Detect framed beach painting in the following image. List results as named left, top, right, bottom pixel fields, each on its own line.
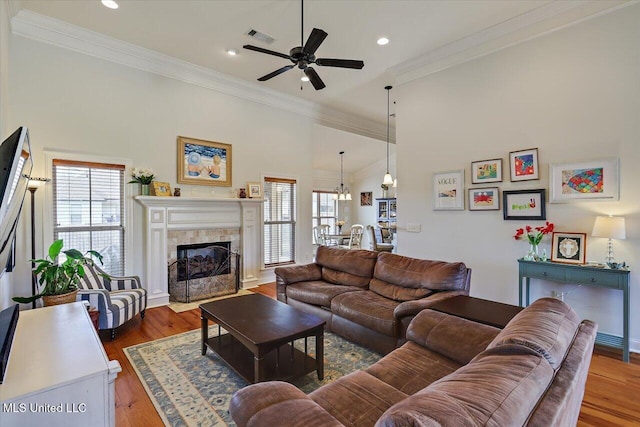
left=471, top=158, right=502, bottom=184
left=468, top=187, right=500, bottom=211
left=433, top=169, right=464, bottom=211
left=509, top=148, right=539, bottom=182
left=503, top=189, right=546, bottom=220
left=551, top=232, right=587, bottom=264
left=177, top=136, right=232, bottom=187
left=549, top=158, right=619, bottom=203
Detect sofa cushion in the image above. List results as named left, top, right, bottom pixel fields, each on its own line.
left=366, top=341, right=461, bottom=395
left=371, top=253, right=468, bottom=301
left=376, top=352, right=554, bottom=427
left=406, top=309, right=500, bottom=366
left=285, top=281, right=362, bottom=307
left=487, top=297, right=580, bottom=370
left=310, top=370, right=408, bottom=427
left=331, top=291, right=399, bottom=336
left=316, top=246, right=377, bottom=288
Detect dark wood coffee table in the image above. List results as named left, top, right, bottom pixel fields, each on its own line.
left=200, top=293, right=325, bottom=383
left=430, top=295, right=523, bottom=329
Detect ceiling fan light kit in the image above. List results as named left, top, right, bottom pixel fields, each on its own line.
left=243, top=0, right=364, bottom=90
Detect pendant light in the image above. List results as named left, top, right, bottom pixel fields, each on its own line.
left=336, top=151, right=352, bottom=201
left=382, top=85, right=394, bottom=186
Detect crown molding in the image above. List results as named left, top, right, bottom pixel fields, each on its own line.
left=11, top=10, right=388, bottom=141
left=392, top=0, right=632, bottom=85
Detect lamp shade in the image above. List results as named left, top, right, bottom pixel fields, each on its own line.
left=592, top=216, right=626, bottom=240
left=382, top=173, right=394, bottom=186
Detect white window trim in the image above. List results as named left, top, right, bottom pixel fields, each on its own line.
left=43, top=150, right=133, bottom=274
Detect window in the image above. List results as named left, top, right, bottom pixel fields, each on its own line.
left=312, top=191, right=337, bottom=237
left=52, top=159, right=125, bottom=275
left=263, top=177, right=296, bottom=267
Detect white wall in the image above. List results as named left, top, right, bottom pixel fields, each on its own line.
left=7, top=34, right=318, bottom=302
left=396, top=5, right=640, bottom=349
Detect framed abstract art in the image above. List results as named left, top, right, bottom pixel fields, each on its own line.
left=509, top=148, right=539, bottom=182
left=549, top=158, right=619, bottom=203
left=471, top=158, right=502, bottom=184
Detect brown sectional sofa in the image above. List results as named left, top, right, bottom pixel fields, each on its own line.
left=230, top=297, right=597, bottom=427
left=275, top=245, right=471, bottom=354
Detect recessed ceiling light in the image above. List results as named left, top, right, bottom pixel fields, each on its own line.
left=226, top=49, right=238, bottom=56
left=101, top=0, right=119, bottom=10
left=301, top=76, right=310, bottom=82
left=377, top=37, right=389, bottom=46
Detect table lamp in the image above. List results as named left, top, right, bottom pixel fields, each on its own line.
left=591, top=215, right=626, bottom=268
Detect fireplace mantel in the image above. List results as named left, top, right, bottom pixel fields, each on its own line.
left=135, top=196, right=263, bottom=307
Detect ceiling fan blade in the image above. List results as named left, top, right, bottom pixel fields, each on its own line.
left=257, top=65, right=295, bottom=81
left=315, top=58, right=364, bottom=69
left=303, top=28, right=328, bottom=55
left=243, top=45, right=291, bottom=60
left=304, top=67, right=325, bottom=90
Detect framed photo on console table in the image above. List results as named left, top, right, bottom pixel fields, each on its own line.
left=549, top=158, right=619, bottom=203
left=503, top=189, right=546, bottom=220
left=551, top=232, right=587, bottom=264
left=177, top=136, right=232, bottom=187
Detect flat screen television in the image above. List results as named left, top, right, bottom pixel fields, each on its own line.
left=0, top=126, right=32, bottom=383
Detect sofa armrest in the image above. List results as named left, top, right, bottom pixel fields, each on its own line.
left=230, top=381, right=343, bottom=427
left=393, top=290, right=468, bottom=319
left=275, top=263, right=322, bottom=302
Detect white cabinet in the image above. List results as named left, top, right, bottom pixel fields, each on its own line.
left=0, top=302, right=121, bottom=426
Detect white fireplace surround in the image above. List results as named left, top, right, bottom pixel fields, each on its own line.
left=135, top=196, right=263, bottom=307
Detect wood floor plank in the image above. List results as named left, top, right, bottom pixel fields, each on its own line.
left=98, top=283, right=640, bottom=426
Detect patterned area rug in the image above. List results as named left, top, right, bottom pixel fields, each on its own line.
left=168, top=289, right=253, bottom=313
left=124, top=329, right=381, bottom=426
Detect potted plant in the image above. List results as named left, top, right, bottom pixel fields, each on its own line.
left=13, top=239, right=105, bottom=306
left=129, top=167, right=155, bottom=195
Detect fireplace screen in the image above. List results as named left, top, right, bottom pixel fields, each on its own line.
left=168, top=242, right=239, bottom=303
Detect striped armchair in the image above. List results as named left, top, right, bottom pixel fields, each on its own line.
left=76, top=264, right=147, bottom=339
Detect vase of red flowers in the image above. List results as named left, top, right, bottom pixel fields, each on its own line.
left=514, top=222, right=554, bottom=261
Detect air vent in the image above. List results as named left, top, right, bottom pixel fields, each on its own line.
left=246, top=28, right=275, bottom=45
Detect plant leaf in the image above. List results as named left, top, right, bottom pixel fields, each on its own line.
left=48, top=239, right=64, bottom=259
left=12, top=295, right=41, bottom=304
left=64, top=249, right=84, bottom=260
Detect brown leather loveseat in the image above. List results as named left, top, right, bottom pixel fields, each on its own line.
left=275, top=245, right=471, bottom=354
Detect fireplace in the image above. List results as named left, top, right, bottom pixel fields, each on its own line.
left=169, top=241, right=239, bottom=303
left=176, top=241, right=231, bottom=281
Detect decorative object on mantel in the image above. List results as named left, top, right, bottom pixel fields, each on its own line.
left=238, top=188, right=247, bottom=198
left=246, top=182, right=262, bottom=198
left=551, top=232, right=587, bottom=264
left=152, top=181, right=172, bottom=196
left=12, top=239, right=106, bottom=306
left=177, top=136, right=232, bottom=187
left=129, top=167, right=155, bottom=196
left=514, top=221, right=554, bottom=262
left=335, top=151, right=352, bottom=201
left=509, top=148, right=539, bottom=182
left=549, top=158, right=619, bottom=203
left=591, top=215, right=626, bottom=268
left=173, top=187, right=181, bottom=197
left=382, top=85, right=394, bottom=186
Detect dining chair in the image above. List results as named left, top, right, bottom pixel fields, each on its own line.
left=319, top=224, right=336, bottom=246
left=313, top=226, right=324, bottom=245
left=367, top=225, right=394, bottom=252
left=340, top=224, right=364, bottom=249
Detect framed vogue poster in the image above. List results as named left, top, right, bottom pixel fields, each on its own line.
left=468, top=187, right=500, bottom=211
left=551, top=232, right=587, bottom=264
left=433, top=170, right=464, bottom=210
left=177, top=136, right=232, bottom=187
left=509, top=148, right=539, bottom=182
left=503, top=189, right=546, bottom=220
left=549, top=158, right=619, bottom=203
left=471, top=158, right=503, bottom=184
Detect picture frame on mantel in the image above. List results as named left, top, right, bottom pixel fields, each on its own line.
left=549, top=158, right=619, bottom=203
left=433, top=169, right=465, bottom=210
left=177, top=136, right=232, bottom=187
left=503, top=189, right=546, bottom=220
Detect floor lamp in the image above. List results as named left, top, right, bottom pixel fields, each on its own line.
left=28, top=177, right=50, bottom=309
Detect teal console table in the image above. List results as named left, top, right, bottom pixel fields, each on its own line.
left=518, top=259, right=631, bottom=362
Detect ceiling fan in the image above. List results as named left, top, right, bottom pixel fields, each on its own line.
left=243, top=0, right=364, bottom=90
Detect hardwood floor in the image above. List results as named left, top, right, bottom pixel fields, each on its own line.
left=101, top=283, right=640, bottom=426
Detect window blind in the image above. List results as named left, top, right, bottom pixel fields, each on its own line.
left=264, top=177, right=296, bottom=267
left=52, top=159, right=125, bottom=275
left=312, top=191, right=337, bottom=232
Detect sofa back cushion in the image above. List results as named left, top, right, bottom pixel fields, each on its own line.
left=370, top=253, right=469, bottom=301
left=315, top=246, right=378, bottom=288
left=376, top=352, right=554, bottom=427
left=487, top=297, right=580, bottom=370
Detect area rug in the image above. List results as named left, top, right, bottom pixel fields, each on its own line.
left=168, top=289, right=253, bottom=313
left=124, top=329, right=381, bottom=426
